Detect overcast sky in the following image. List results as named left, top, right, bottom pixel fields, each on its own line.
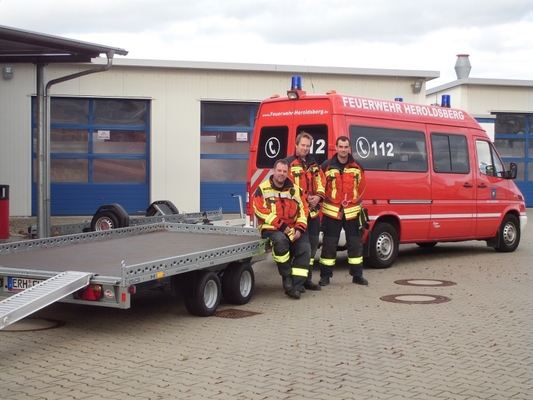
left=1, top=0, right=532, bottom=89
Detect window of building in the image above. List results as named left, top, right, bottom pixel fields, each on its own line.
left=494, top=113, right=533, bottom=181
left=200, top=101, right=258, bottom=211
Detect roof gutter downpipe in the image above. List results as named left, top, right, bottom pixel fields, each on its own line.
left=36, top=51, right=115, bottom=238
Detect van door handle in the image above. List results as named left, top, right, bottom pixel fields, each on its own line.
left=478, top=183, right=487, bottom=189
left=463, top=182, right=473, bottom=188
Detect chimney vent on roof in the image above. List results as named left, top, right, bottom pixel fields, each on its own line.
left=455, top=54, right=471, bottom=79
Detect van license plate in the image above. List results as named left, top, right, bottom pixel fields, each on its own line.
left=6, top=277, right=43, bottom=292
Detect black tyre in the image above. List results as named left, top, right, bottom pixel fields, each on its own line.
left=90, top=211, right=120, bottom=231
left=184, top=271, right=221, bottom=317
left=495, top=214, right=520, bottom=253
left=366, top=222, right=399, bottom=269
left=222, top=263, right=255, bottom=305
left=416, top=242, right=438, bottom=248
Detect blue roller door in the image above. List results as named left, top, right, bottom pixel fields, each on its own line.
left=31, top=97, right=150, bottom=215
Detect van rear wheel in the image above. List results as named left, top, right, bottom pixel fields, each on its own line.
left=495, top=214, right=520, bottom=253
left=366, top=222, right=398, bottom=269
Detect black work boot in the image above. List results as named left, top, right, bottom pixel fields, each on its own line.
left=304, top=280, right=322, bottom=291
left=282, top=275, right=293, bottom=291
left=303, top=270, right=321, bottom=291
left=319, top=276, right=330, bottom=286
left=352, top=276, right=369, bottom=285
left=284, top=288, right=301, bottom=300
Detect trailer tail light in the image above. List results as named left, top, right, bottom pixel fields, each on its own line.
left=79, top=285, right=103, bottom=301
left=128, top=285, right=136, bottom=294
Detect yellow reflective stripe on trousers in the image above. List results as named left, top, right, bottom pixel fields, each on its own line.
left=348, top=256, right=363, bottom=265
left=292, top=267, right=309, bottom=277
left=273, top=250, right=290, bottom=264
left=309, top=258, right=315, bottom=266
left=319, top=257, right=335, bottom=266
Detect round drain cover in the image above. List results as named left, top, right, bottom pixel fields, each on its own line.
left=394, top=279, right=456, bottom=287
left=1, top=318, right=64, bottom=332
left=380, top=294, right=451, bottom=304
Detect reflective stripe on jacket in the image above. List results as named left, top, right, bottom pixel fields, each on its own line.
left=253, top=176, right=308, bottom=233
left=321, top=153, right=365, bottom=221
left=285, top=154, right=325, bottom=219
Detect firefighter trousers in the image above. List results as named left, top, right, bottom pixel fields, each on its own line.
left=319, top=214, right=363, bottom=279
left=261, top=229, right=310, bottom=290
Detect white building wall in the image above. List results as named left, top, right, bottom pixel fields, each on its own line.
left=0, top=60, right=434, bottom=216
left=0, top=65, right=35, bottom=216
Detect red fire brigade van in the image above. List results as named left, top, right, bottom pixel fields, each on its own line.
left=246, top=76, right=527, bottom=269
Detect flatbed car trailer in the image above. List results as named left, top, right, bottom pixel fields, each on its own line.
left=29, top=200, right=235, bottom=238
left=0, top=222, right=268, bottom=329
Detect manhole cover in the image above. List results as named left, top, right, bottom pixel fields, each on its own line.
left=394, top=279, right=456, bottom=287
left=1, top=318, right=65, bottom=332
left=380, top=294, right=451, bottom=304
left=214, top=309, right=261, bottom=319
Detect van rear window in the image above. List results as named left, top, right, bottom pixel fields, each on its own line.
left=256, top=126, right=289, bottom=168
left=349, top=125, right=427, bottom=172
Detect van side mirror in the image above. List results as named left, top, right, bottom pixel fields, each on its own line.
left=485, top=165, right=494, bottom=175
left=506, top=162, right=518, bottom=179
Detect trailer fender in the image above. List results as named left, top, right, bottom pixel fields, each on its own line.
left=90, top=203, right=130, bottom=231
left=145, top=200, right=179, bottom=216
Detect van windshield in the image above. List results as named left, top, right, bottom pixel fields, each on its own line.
left=349, top=125, right=427, bottom=172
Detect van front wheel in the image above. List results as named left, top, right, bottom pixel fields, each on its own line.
left=495, top=214, right=520, bottom=253
left=366, top=222, right=399, bottom=269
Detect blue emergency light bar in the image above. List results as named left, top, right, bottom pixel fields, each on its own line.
left=291, top=76, right=302, bottom=90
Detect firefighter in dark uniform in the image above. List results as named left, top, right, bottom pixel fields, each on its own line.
left=253, top=159, right=310, bottom=299
left=319, top=136, right=369, bottom=286
left=285, top=131, right=325, bottom=291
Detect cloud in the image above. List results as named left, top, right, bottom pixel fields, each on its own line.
left=1, top=0, right=532, bottom=87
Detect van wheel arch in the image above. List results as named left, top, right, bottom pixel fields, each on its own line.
left=494, top=213, right=520, bottom=253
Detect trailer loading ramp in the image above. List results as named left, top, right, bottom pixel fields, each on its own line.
left=0, top=271, right=92, bottom=329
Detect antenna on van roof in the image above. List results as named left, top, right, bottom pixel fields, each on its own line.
left=306, top=66, right=316, bottom=93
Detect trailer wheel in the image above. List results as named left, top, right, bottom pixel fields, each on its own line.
left=184, top=271, right=221, bottom=317
left=222, top=263, right=255, bottom=305
left=91, top=211, right=120, bottom=231
left=366, top=222, right=399, bottom=269
left=495, top=214, right=520, bottom=253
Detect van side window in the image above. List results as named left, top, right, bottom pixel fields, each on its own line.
left=476, top=140, right=505, bottom=178
left=256, top=126, right=289, bottom=168
left=349, top=125, right=427, bottom=172
left=431, top=133, right=470, bottom=174
left=296, top=124, right=328, bottom=165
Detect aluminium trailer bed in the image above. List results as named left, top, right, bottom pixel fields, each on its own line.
left=0, top=223, right=268, bottom=329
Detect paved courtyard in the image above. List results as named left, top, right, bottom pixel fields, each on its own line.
left=1, top=212, right=532, bottom=399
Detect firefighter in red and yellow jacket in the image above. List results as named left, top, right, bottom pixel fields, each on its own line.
left=285, top=131, right=325, bottom=291
left=319, top=136, right=369, bottom=286
left=253, top=159, right=310, bottom=299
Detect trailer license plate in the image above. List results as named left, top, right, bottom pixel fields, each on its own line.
left=6, top=277, right=43, bottom=292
